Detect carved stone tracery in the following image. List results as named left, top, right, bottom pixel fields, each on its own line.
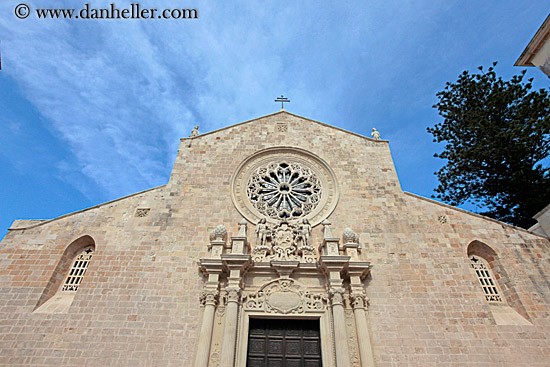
left=247, top=161, right=322, bottom=220
left=231, top=148, right=339, bottom=227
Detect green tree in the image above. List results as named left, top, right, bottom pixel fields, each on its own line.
left=428, top=63, right=550, bottom=228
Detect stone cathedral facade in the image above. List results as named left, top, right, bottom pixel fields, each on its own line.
left=1, top=111, right=550, bottom=367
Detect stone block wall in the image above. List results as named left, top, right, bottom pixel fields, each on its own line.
left=0, top=111, right=549, bottom=366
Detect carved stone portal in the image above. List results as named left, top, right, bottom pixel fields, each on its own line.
left=198, top=216, right=374, bottom=367
left=244, top=278, right=327, bottom=314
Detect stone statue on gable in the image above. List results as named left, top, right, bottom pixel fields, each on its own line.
left=190, top=125, right=200, bottom=138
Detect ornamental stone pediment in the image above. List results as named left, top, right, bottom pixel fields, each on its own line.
left=244, top=278, right=327, bottom=314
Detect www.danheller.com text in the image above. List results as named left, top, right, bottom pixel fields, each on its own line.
left=15, top=3, right=198, bottom=20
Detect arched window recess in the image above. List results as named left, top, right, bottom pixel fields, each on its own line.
left=466, top=240, right=531, bottom=325
left=33, top=236, right=95, bottom=313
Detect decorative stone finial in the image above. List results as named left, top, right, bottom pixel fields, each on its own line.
left=190, top=125, right=200, bottom=138
left=342, top=228, right=357, bottom=244
left=321, top=219, right=333, bottom=239
left=237, top=219, right=247, bottom=237
left=210, top=224, right=227, bottom=242
left=371, top=128, right=381, bottom=140
left=342, top=227, right=360, bottom=258
left=231, top=219, right=251, bottom=255
left=343, top=228, right=360, bottom=244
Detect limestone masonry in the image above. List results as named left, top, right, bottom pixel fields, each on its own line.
left=1, top=111, right=549, bottom=367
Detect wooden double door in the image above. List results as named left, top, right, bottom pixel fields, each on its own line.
left=246, top=318, right=322, bottom=367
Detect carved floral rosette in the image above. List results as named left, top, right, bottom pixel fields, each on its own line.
left=244, top=279, right=327, bottom=314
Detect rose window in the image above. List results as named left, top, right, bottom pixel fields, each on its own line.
left=246, top=161, right=322, bottom=219
left=231, top=148, right=338, bottom=226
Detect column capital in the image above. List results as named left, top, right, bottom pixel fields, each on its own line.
left=350, top=290, right=369, bottom=310
left=328, top=287, right=346, bottom=306
left=225, top=286, right=242, bottom=304
left=199, top=289, right=219, bottom=307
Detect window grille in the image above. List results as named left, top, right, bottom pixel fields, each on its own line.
left=62, top=248, right=94, bottom=292
left=276, top=123, right=288, bottom=132
left=470, top=255, right=503, bottom=303
left=135, top=208, right=150, bottom=217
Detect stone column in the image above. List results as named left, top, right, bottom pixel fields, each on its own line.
left=351, top=291, right=375, bottom=367
left=219, top=287, right=241, bottom=367
left=220, top=250, right=250, bottom=367
left=198, top=256, right=224, bottom=367
left=320, top=252, right=352, bottom=367
left=195, top=289, right=218, bottom=367
left=347, top=261, right=374, bottom=367
left=329, top=287, right=351, bottom=367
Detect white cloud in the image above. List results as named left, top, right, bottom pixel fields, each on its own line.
left=0, top=0, right=547, bottom=204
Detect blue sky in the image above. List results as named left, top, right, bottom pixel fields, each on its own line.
left=0, top=1, right=548, bottom=238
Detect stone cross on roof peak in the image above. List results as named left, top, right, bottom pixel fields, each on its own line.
left=274, top=95, right=290, bottom=111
